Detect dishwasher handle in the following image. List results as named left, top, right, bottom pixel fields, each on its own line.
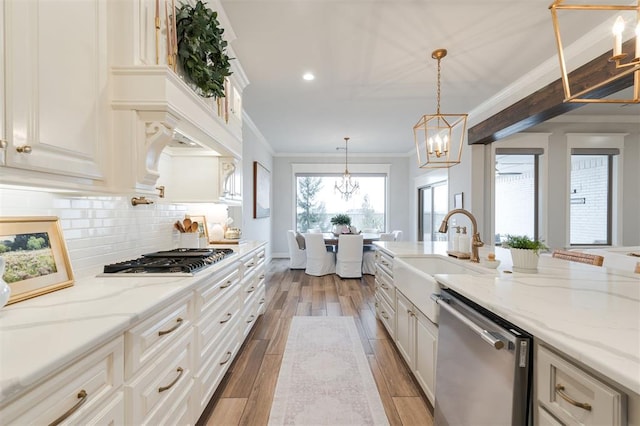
left=431, top=294, right=505, bottom=350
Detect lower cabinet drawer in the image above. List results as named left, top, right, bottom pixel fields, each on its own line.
left=376, top=293, right=395, bottom=338
left=1, top=336, right=124, bottom=425
left=125, top=293, right=193, bottom=379
left=194, top=328, right=241, bottom=414
left=195, top=286, right=241, bottom=363
left=125, top=328, right=195, bottom=425
left=537, top=345, right=626, bottom=426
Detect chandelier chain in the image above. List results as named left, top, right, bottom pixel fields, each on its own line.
left=436, top=57, right=441, bottom=115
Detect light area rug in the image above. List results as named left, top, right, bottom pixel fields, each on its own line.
left=268, top=316, right=390, bottom=426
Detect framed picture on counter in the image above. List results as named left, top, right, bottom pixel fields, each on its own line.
left=0, top=217, right=74, bottom=305
left=186, top=214, right=209, bottom=241
left=253, top=161, right=271, bottom=218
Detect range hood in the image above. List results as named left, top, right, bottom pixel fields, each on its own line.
left=110, top=66, right=244, bottom=189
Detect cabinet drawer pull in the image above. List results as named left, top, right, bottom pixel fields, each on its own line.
left=158, top=367, right=184, bottom=393
left=16, top=145, right=32, bottom=154
left=220, top=351, right=233, bottom=365
left=258, top=274, right=265, bottom=280
left=258, top=253, right=265, bottom=258
left=220, top=312, right=233, bottom=324
left=555, top=384, right=592, bottom=411
left=158, top=317, right=183, bottom=336
left=381, top=311, right=389, bottom=319
left=0, top=140, right=7, bottom=149
left=246, top=314, right=256, bottom=323
left=259, top=298, right=265, bottom=304
left=246, top=262, right=255, bottom=268
left=381, top=283, right=389, bottom=290
left=247, top=286, right=255, bottom=293
left=48, top=389, right=88, bottom=426
left=220, top=280, right=233, bottom=289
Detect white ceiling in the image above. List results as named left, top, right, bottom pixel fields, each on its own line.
left=219, top=0, right=639, bottom=155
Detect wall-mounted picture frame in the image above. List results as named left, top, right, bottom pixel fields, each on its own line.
left=0, top=217, right=74, bottom=305
left=253, top=161, right=271, bottom=218
left=186, top=214, right=209, bottom=241
left=454, top=192, right=464, bottom=209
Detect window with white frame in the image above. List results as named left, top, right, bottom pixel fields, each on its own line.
left=295, top=173, right=387, bottom=233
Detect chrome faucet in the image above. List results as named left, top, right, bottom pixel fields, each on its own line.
left=438, top=208, right=484, bottom=263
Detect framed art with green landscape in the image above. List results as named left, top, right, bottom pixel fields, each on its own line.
left=0, top=217, right=74, bottom=305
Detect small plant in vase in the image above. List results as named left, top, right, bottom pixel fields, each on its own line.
left=502, top=235, right=548, bottom=273
left=330, top=214, right=352, bottom=235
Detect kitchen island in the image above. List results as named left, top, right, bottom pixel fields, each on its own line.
left=0, top=241, right=266, bottom=424
left=374, top=241, right=640, bottom=424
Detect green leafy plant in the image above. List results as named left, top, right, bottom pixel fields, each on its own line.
left=330, top=214, right=352, bottom=226
left=175, top=0, right=233, bottom=98
left=502, top=235, right=548, bottom=254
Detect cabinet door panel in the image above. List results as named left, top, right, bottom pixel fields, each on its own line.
left=415, top=309, right=438, bottom=405
left=395, top=291, right=414, bottom=368
left=5, top=0, right=106, bottom=180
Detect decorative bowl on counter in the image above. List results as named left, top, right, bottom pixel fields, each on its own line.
left=480, top=259, right=501, bottom=269
left=224, top=227, right=242, bottom=239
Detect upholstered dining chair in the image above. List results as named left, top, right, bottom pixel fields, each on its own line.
left=379, top=233, right=395, bottom=241
left=303, top=233, right=336, bottom=276
left=286, top=230, right=306, bottom=269
left=336, top=234, right=364, bottom=278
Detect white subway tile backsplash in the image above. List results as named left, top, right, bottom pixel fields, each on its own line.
left=0, top=188, right=194, bottom=279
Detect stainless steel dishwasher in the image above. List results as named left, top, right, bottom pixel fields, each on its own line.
left=431, top=289, right=533, bottom=426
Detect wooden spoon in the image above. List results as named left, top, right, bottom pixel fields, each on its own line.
left=175, top=220, right=186, bottom=233
left=190, top=222, right=199, bottom=233
left=183, top=218, right=192, bottom=231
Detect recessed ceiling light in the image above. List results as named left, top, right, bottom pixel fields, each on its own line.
left=303, top=72, right=315, bottom=81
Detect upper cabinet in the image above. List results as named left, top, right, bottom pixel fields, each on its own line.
left=0, top=0, right=248, bottom=194
left=0, top=0, right=108, bottom=189
left=108, top=0, right=249, bottom=193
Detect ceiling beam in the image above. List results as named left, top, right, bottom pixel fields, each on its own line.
left=468, top=39, right=636, bottom=145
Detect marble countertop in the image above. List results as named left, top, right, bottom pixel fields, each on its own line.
left=0, top=241, right=266, bottom=404
left=378, top=242, right=640, bottom=395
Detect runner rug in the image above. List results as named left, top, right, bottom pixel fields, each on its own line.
left=268, top=316, right=389, bottom=425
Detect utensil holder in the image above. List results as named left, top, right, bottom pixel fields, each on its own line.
left=180, top=233, right=200, bottom=248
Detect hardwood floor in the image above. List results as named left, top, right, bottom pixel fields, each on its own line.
left=198, top=259, right=434, bottom=426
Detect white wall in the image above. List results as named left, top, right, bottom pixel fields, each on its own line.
left=271, top=154, right=411, bottom=257
left=239, top=115, right=274, bottom=260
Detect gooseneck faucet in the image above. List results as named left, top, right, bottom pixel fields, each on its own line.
left=438, top=208, right=484, bottom=263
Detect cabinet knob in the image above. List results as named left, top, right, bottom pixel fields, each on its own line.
left=16, top=145, right=32, bottom=154
left=0, top=140, right=7, bottom=149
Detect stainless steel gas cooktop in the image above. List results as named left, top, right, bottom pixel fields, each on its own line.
left=101, top=248, right=235, bottom=276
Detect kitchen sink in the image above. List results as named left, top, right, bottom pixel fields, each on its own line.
left=393, top=256, right=490, bottom=324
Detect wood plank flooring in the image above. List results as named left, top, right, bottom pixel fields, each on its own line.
left=198, top=259, right=434, bottom=426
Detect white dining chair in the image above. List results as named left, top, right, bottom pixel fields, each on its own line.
left=379, top=233, right=395, bottom=241
left=392, top=230, right=403, bottom=241
left=286, top=230, right=306, bottom=269
left=362, top=245, right=377, bottom=275
left=336, top=234, right=364, bottom=278
left=304, top=233, right=336, bottom=276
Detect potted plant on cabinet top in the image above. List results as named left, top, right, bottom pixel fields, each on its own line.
left=502, top=235, right=548, bottom=273
left=330, top=214, right=352, bottom=235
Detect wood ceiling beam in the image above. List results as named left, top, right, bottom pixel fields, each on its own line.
left=468, top=39, right=636, bottom=145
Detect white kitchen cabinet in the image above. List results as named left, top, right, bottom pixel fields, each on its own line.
left=414, top=307, right=437, bottom=404
left=219, top=156, right=242, bottom=204
left=1, top=0, right=107, bottom=188
left=374, top=248, right=396, bottom=338
left=395, top=290, right=438, bottom=405
left=536, top=343, right=626, bottom=426
left=0, top=337, right=124, bottom=425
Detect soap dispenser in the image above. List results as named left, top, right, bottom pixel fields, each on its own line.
left=459, top=226, right=470, bottom=255
left=452, top=226, right=461, bottom=252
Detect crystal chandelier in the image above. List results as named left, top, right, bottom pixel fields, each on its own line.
left=549, top=0, right=640, bottom=103
left=413, top=49, right=468, bottom=168
left=334, top=137, right=359, bottom=201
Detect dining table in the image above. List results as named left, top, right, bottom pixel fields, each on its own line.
left=322, top=232, right=381, bottom=245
